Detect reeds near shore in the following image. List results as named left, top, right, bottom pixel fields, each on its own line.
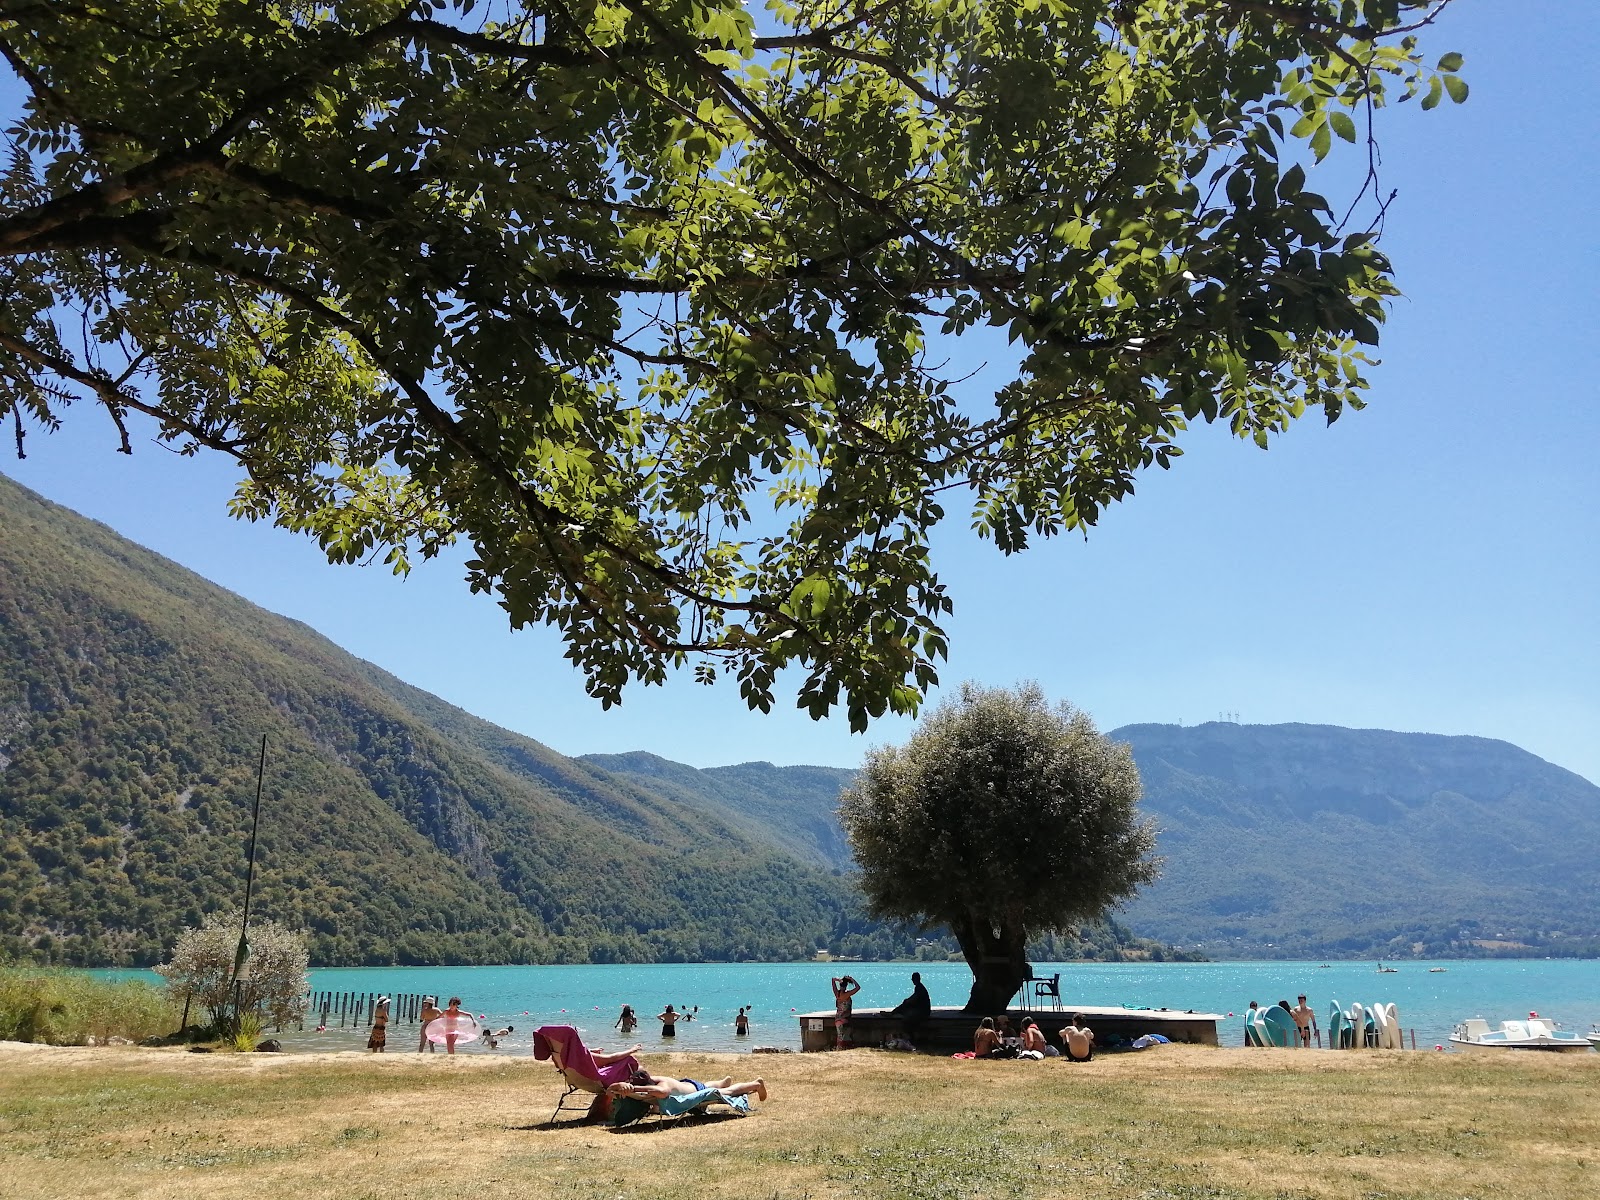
left=0, top=966, right=176, bottom=1045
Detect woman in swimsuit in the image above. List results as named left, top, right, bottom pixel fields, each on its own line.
left=973, top=1016, right=1001, bottom=1058
left=735, top=1007, right=750, bottom=1036
left=831, top=975, right=861, bottom=1049
left=658, top=1004, right=680, bottom=1037
left=367, top=996, right=390, bottom=1052
left=615, top=1005, right=637, bottom=1034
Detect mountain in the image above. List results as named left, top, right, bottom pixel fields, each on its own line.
left=0, top=473, right=900, bottom=967
left=1110, top=722, right=1600, bottom=958
left=579, top=753, right=855, bottom=870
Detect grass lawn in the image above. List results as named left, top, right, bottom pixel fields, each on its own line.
left=0, top=1041, right=1594, bottom=1200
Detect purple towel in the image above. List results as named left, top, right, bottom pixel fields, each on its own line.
left=532, top=1025, right=638, bottom=1085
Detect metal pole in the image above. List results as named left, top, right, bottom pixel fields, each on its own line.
left=229, top=734, right=267, bottom=1033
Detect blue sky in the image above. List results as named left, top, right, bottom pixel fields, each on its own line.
left=3, top=2, right=1596, bottom=782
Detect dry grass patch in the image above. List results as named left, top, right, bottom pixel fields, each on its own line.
left=0, top=1042, right=1595, bottom=1200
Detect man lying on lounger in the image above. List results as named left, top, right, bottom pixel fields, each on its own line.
left=606, top=1072, right=768, bottom=1105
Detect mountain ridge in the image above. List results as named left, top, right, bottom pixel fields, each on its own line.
left=0, top=473, right=892, bottom=966
left=4, top=472, right=1594, bottom=965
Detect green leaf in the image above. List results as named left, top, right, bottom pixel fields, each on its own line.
left=1329, top=111, right=1357, bottom=143
left=1421, top=76, right=1444, bottom=110
left=1437, top=52, right=1464, bottom=72
left=1310, top=121, right=1332, bottom=161
left=788, top=576, right=832, bottom=619
left=1443, top=75, right=1469, bottom=104
left=1289, top=112, right=1322, bottom=138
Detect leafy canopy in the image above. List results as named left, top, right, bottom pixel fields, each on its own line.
left=0, top=1, right=1463, bottom=728
left=840, top=681, right=1160, bottom=946
left=156, top=908, right=311, bottom=1030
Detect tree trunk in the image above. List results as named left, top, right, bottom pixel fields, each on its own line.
left=951, top=916, right=1029, bottom=1014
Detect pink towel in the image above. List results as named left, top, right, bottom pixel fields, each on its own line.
left=532, top=1025, right=638, bottom=1085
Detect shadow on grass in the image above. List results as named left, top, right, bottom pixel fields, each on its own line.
left=510, top=1112, right=752, bottom=1135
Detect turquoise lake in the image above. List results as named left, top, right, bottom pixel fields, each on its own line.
left=94, top=958, right=1598, bottom=1055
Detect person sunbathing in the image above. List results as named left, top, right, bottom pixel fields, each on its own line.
left=608, top=1073, right=768, bottom=1103
left=1021, top=1018, right=1054, bottom=1057
left=1058, top=1014, right=1095, bottom=1062
left=973, top=1016, right=1002, bottom=1058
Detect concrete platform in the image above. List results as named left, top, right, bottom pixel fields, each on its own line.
left=797, top=1004, right=1225, bottom=1053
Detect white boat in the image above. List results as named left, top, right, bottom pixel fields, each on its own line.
left=1449, top=1018, right=1592, bottom=1053
left=1588, top=1025, right=1600, bottom=1050
left=1428, top=967, right=1448, bottom=973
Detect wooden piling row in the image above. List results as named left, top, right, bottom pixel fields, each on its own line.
left=303, top=990, right=438, bottom=1027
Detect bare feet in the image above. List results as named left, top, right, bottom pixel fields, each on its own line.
left=710, top=1076, right=734, bottom=1089
left=756, top=1078, right=767, bottom=1102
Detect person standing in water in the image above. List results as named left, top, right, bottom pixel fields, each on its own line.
left=615, top=1004, right=637, bottom=1034
left=417, top=996, right=441, bottom=1053
left=441, top=996, right=469, bottom=1055
left=367, top=996, right=390, bottom=1053
left=735, top=1007, right=750, bottom=1036
left=658, top=1004, right=680, bottom=1038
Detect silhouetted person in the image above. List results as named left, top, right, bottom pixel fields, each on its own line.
left=890, top=970, right=932, bottom=1041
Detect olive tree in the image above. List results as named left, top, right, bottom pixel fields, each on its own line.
left=840, top=682, right=1159, bottom=1011
left=156, top=909, right=310, bottom=1033
left=0, top=2, right=1464, bottom=727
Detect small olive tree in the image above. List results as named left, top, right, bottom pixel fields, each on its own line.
left=156, top=910, right=310, bottom=1035
left=840, top=683, right=1160, bottom=1012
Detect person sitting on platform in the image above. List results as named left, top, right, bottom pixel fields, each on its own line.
left=1058, top=1014, right=1095, bottom=1062
left=889, top=970, right=932, bottom=1038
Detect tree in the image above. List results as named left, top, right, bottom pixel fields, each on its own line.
left=155, top=908, right=310, bottom=1033
left=0, top=2, right=1464, bottom=727
left=839, top=682, right=1159, bottom=1011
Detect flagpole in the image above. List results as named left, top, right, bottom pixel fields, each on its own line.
left=231, top=734, right=267, bottom=1033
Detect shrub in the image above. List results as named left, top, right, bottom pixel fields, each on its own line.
left=0, top=967, right=176, bottom=1044
left=156, top=909, right=309, bottom=1032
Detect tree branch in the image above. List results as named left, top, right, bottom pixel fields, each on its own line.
left=0, top=328, right=246, bottom=457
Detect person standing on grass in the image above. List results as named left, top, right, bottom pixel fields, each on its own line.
left=1291, top=995, right=1317, bottom=1047
left=417, top=996, right=441, bottom=1053
left=658, top=1004, right=680, bottom=1039
left=831, top=975, right=861, bottom=1049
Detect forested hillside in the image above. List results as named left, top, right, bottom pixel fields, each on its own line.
left=1112, top=722, right=1600, bottom=958
left=581, top=753, right=856, bottom=870
left=0, top=475, right=896, bottom=966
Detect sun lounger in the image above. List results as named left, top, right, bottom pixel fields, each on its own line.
left=532, top=1025, right=640, bottom=1124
